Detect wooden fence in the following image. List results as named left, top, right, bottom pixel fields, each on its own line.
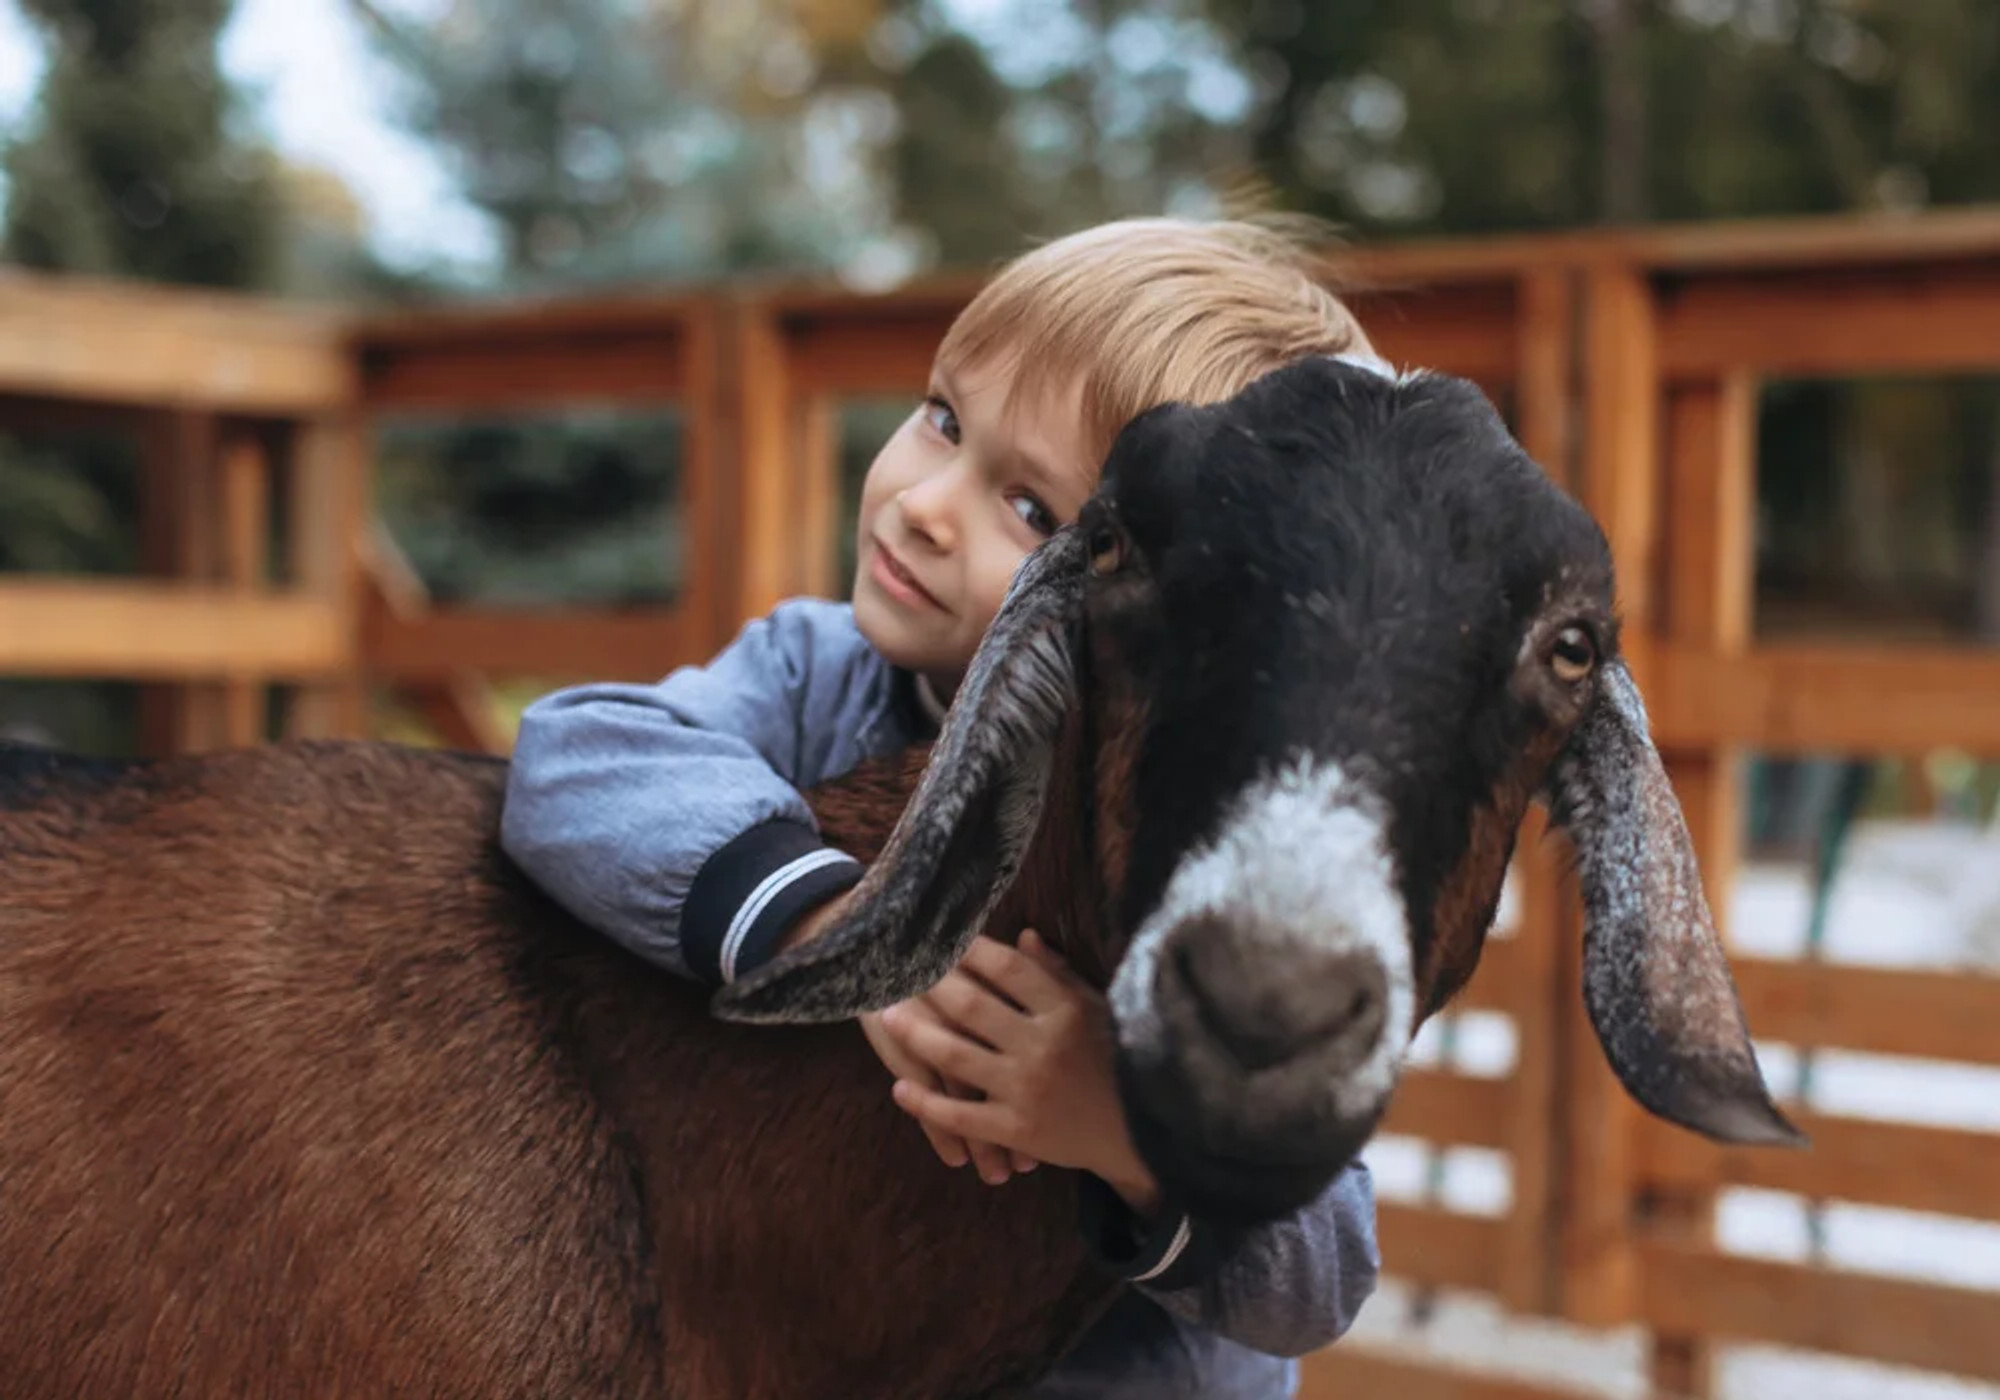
left=4, top=208, right=2000, bottom=1397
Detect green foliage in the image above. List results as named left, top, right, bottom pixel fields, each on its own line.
left=4, top=0, right=284, bottom=287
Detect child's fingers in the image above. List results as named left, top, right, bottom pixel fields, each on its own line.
left=938, top=1073, right=1015, bottom=1185
left=892, top=1079, right=1019, bottom=1152
left=960, top=935, right=1068, bottom=1014
left=1017, top=929, right=1078, bottom=979
left=922, top=971, right=1027, bottom=1051
left=1009, top=1150, right=1040, bottom=1173
left=891, top=1011, right=1005, bottom=1090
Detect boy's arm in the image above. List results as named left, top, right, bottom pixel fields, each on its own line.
left=500, top=602, right=867, bottom=985
left=1075, top=1161, right=1381, bottom=1357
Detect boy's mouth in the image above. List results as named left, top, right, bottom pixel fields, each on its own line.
left=870, top=539, right=948, bottom=613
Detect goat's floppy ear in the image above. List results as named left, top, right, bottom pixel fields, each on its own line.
left=1544, top=661, right=1807, bottom=1148
left=711, top=529, right=1088, bottom=1024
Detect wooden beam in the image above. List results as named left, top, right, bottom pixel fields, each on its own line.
left=363, top=605, right=686, bottom=682
left=361, top=332, right=688, bottom=411
left=1557, top=260, right=1662, bottom=1329
left=1639, top=1111, right=2000, bottom=1224
left=1348, top=280, right=1520, bottom=382
left=285, top=416, right=369, bottom=740
left=0, top=270, right=351, bottom=413
left=1648, top=644, right=2000, bottom=753
left=787, top=314, right=954, bottom=396
left=1730, top=957, right=2000, bottom=1068
left=1638, top=1242, right=2000, bottom=1383
left=1660, top=262, right=2000, bottom=377
left=0, top=582, right=344, bottom=678
left=1300, top=1347, right=1634, bottom=1400
left=1377, top=1204, right=1505, bottom=1295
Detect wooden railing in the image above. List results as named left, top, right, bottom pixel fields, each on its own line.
left=5, top=207, right=2000, bottom=1398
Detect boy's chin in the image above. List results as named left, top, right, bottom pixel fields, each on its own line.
left=852, top=594, right=956, bottom=681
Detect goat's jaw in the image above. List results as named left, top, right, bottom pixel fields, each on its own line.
left=1106, top=756, right=1414, bottom=1221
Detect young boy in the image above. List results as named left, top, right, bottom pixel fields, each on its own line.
left=500, top=217, right=1386, bottom=1399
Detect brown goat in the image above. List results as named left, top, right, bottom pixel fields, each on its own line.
left=0, top=360, right=1801, bottom=1398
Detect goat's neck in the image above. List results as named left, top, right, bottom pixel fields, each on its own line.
left=981, top=701, right=1118, bottom=989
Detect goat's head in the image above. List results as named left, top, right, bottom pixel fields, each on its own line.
left=714, top=356, right=1802, bottom=1223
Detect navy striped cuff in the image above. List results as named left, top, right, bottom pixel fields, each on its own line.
left=682, top=820, right=865, bottom=986
left=1075, top=1174, right=1203, bottom=1291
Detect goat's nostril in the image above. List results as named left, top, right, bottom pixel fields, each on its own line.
left=1169, top=923, right=1390, bottom=1073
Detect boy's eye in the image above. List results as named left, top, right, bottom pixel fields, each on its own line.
left=920, top=395, right=960, bottom=445
left=1008, top=492, right=1058, bottom=537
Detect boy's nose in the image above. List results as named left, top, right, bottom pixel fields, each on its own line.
left=896, top=484, right=958, bottom=552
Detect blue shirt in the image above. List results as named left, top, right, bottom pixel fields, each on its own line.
left=500, top=597, right=1380, bottom=1399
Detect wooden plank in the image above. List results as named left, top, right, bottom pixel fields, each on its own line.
left=1730, top=957, right=2000, bottom=1068
left=355, top=530, right=507, bottom=755
left=364, top=605, right=686, bottom=682
left=798, top=393, right=842, bottom=600
left=1347, top=281, right=1519, bottom=381
left=0, top=582, right=344, bottom=678
left=1638, top=1111, right=2000, bottom=1224
left=285, top=416, right=368, bottom=740
left=1652, top=373, right=1758, bottom=1398
left=1300, top=1347, right=1625, bottom=1400
left=1449, top=930, right=1519, bottom=1015
left=1659, top=262, right=2000, bottom=377
left=1499, top=811, right=1571, bottom=1316
left=1513, top=268, right=1576, bottom=489
left=1618, top=206, right=2000, bottom=273
left=731, top=302, right=804, bottom=620
left=1648, top=644, right=2000, bottom=753
left=361, top=333, right=687, bottom=411
left=352, top=289, right=711, bottom=344
left=787, top=315, right=952, bottom=396
left=219, top=430, right=272, bottom=747
left=1556, top=261, right=1662, bottom=1329
left=675, top=298, right=727, bottom=664
left=1638, top=1242, right=2000, bottom=1383
left=1378, top=1204, right=1505, bottom=1295
left=0, top=270, right=351, bottom=413
left=1381, top=1069, right=1510, bottom=1150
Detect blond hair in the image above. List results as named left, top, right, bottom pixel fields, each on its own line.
left=937, top=216, right=1377, bottom=463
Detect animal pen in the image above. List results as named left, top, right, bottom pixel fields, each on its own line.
left=2, top=207, right=1999, bottom=1399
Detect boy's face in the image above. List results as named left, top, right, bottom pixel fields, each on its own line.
left=852, top=355, right=1094, bottom=695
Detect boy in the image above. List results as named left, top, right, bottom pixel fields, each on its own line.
left=501, top=217, right=1385, bottom=1399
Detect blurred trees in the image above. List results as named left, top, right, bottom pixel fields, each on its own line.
left=4, top=0, right=283, bottom=285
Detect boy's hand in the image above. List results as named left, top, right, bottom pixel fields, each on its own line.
left=877, top=932, right=1164, bottom=1217
left=788, top=892, right=1029, bottom=1182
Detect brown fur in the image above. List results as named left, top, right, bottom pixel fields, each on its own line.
left=0, top=740, right=1121, bottom=1400
left=1420, top=732, right=1568, bottom=1017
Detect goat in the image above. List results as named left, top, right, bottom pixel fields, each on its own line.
left=0, top=358, right=1800, bottom=1398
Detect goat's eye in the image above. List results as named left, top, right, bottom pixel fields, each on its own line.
left=1549, top=626, right=1597, bottom=683
left=1087, top=521, right=1126, bottom=576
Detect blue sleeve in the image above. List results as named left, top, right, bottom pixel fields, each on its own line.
left=499, top=601, right=870, bottom=985
left=1075, top=1161, right=1380, bottom=1356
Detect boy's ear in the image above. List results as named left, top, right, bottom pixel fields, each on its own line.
left=710, top=528, right=1088, bottom=1024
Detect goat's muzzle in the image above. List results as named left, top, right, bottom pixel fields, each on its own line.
left=1107, top=757, right=1415, bottom=1222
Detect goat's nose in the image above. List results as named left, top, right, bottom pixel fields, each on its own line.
left=1167, top=918, right=1389, bottom=1073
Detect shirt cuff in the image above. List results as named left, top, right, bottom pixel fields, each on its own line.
left=682, top=819, right=865, bottom=986
left=1075, top=1173, right=1204, bottom=1291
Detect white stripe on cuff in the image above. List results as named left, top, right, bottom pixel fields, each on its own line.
left=1129, top=1214, right=1194, bottom=1283
left=718, top=848, right=861, bottom=983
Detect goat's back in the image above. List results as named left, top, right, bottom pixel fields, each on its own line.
left=0, top=741, right=1113, bottom=1400
left=0, top=740, right=665, bottom=1397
